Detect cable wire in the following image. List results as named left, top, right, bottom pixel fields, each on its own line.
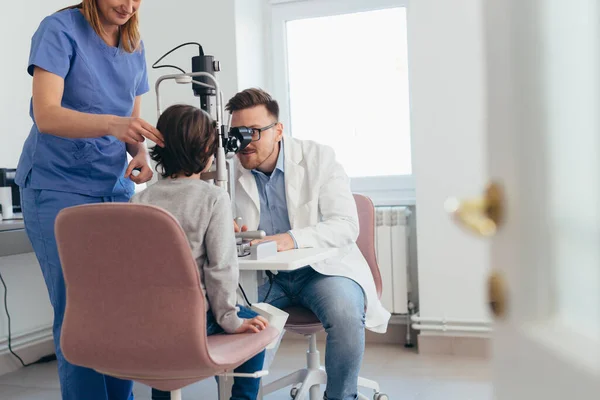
left=151, top=42, right=204, bottom=75
left=238, top=284, right=252, bottom=307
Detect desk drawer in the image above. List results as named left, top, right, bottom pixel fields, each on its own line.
left=0, top=229, right=34, bottom=257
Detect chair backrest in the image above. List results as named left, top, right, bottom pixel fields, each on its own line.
left=353, top=194, right=383, bottom=299
left=55, top=203, right=218, bottom=379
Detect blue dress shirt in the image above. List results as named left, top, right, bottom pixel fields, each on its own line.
left=252, top=142, right=298, bottom=249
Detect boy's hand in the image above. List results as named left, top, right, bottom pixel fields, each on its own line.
left=233, top=220, right=248, bottom=233
left=235, top=316, right=269, bottom=334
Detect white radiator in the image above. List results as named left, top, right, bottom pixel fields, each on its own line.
left=375, top=206, right=411, bottom=315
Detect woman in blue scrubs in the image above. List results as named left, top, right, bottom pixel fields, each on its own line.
left=15, top=1, right=164, bottom=399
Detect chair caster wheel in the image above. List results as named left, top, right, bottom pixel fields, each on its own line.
left=291, top=387, right=299, bottom=399
left=374, top=393, right=389, bottom=400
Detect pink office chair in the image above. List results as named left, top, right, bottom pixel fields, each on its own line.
left=261, top=194, right=388, bottom=400
left=55, top=203, right=279, bottom=399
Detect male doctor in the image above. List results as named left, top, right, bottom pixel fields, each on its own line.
left=227, top=88, right=391, bottom=400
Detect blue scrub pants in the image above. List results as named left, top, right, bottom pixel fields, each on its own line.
left=21, top=188, right=134, bottom=400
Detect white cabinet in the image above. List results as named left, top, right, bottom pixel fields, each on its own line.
left=0, top=229, right=53, bottom=375
left=0, top=253, right=53, bottom=337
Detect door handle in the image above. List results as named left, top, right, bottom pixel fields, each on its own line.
left=488, top=270, right=508, bottom=318
left=445, top=182, right=504, bottom=237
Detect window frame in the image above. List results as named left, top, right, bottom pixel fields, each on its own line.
left=269, top=0, right=414, bottom=206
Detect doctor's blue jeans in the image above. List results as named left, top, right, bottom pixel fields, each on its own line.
left=21, top=188, right=134, bottom=400
left=258, top=267, right=366, bottom=400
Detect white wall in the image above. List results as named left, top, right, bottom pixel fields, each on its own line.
left=139, top=0, right=269, bottom=127
left=234, top=0, right=269, bottom=92
left=408, top=0, right=492, bottom=330
left=0, top=1, right=71, bottom=169
left=139, top=0, right=240, bottom=127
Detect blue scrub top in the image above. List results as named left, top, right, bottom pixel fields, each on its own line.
left=15, top=8, right=150, bottom=198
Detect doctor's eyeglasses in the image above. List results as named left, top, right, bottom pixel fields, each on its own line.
left=249, top=122, right=278, bottom=142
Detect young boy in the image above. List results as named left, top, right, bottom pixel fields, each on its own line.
left=130, top=104, right=268, bottom=400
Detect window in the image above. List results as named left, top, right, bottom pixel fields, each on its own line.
left=270, top=0, right=414, bottom=205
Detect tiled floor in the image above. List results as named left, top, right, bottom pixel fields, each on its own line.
left=0, top=340, right=491, bottom=399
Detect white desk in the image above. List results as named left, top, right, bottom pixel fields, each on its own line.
left=236, top=248, right=339, bottom=304
left=220, top=248, right=338, bottom=400
left=238, top=248, right=339, bottom=271
left=0, top=217, right=25, bottom=233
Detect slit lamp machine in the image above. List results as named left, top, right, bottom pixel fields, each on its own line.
left=152, top=43, right=276, bottom=260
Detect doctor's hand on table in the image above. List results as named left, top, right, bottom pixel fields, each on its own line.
left=233, top=220, right=295, bottom=251
left=250, top=233, right=295, bottom=252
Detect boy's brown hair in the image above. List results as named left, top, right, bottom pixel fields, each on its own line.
left=151, top=104, right=217, bottom=178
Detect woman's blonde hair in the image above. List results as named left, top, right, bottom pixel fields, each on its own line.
left=59, top=1, right=141, bottom=53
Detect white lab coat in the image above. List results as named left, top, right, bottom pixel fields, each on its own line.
left=233, top=136, right=391, bottom=333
